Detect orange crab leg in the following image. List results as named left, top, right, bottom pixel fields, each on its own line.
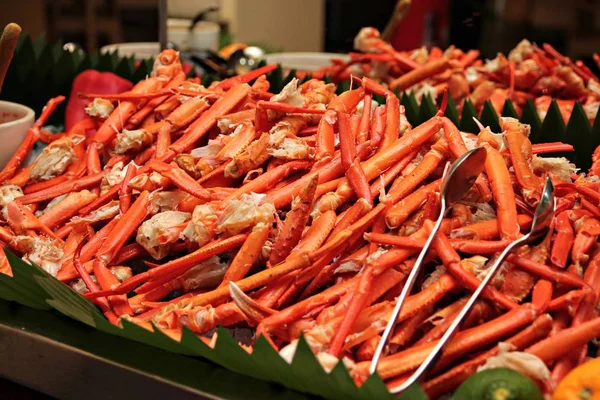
left=382, top=138, right=448, bottom=206
left=357, top=91, right=373, bottom=143
left=389, top=58, right=452, bottom=91
left=73, top=240, right=119, bottom=324
left=531, top=142, right=574, bottom=154
left=214, top=64, right=278, bottom=90
left=18, top=172, right=104, bottom=205
left=478, top=129, right=520, bottom=239
left=269, top=174, right=318, bottom=266
left=6, top=201, right=60, bottom=240
left=365, top=233, right=513, bottom=254
left=92, top=191, right=151, bottom=315
left=93, top=78, right=163, bottom=145
left=146, top=160, right=212, bottom=200
left=127, top=72, right=186, bottom=127
left=119, top=163, right=137, bottom=214
left=501, top=118, right=542, bottom=206
left=77, top=184, right=120, bottom=216
left=527, top=316, right=600, bottom=362
left=226, top=160, right=312, bottom=202
left=338, top=111, right=372, bottom=205
left=356, top=304, right=538, bottom=382
left=169, top=84, right=251, bottom=155
left=385, top=179, right=441, bottom=228
left=218, top=223, right=271, bottom=288
left=551, top=211, right=574, bottom=268
left=87, top=234, right=250, bottom=299
left=431, top=222, right=518, bottom=310
left=38, top=190, right=98, bottom=229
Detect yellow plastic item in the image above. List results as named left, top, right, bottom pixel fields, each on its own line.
left=553, top=358, right=600, bottom=400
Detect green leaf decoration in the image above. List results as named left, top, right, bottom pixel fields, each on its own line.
left=520, top=100, right=543, bottom=143
left=536, top=100, right=566, bottom=150
left=282, top=69, right=298, bottom=90
left=335, top=79, right=350, bottom=95
left=480, top=101, right=501, bottom=133
left=444, top=95, right=460, bottom=126
left=1, top=248, right=404, bottom=400
left=55, top=49, right=76, bottom=88
left=460, top=100, right=480, bottom=133
left=15, top=35, right=36, bottom=83
left=115, top=56, right=135, bottom=82
left=418, top=94, right=437, bottom=125
left=501, top=99, right=519, bottom=119
left=267, top=65, right=284, bottom=93
left=564, top=102, right=591, bottom=168
left=400, top=92, right=420, bottom=127
left=0, top=249, right=50, bottom=310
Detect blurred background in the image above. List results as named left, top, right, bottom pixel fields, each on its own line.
left=1, top=0, right=599, bottom=60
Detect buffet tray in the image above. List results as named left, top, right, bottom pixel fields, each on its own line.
left=0, top=300, right=315, bottom=400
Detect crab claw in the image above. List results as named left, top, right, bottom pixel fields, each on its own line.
left=229, top=281, right=275, bottom=325
left=6, top=200, right=60, bottom=240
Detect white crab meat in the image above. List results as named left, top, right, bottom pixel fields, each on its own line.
left=508, top=39, right=534, bottom=63
left=422, top=265, right=447, bottom=289
left=101, top=161, right=129, bottom=194
left=178, top=256, right=230, bottom=291
left=478, top=342, right=552, bottom=386
left=71, top=266, right=132, bottom=294
left=14, top=236, right=64, bottom=277
left=149, top=190, right=189, bottom=213
left=465, top=66, right=480, bottom=84
left=402, top=152, right=424, bottom=177
left=470, top=202, right=497, bottom=222
left=268, top=137, right=313, bottom=160
left=113, top=129, right=152, bottom=154
left=217, top=193, right=275, bottom=235
left=584, top=101, right=600, bottom=121
left=460, top=255, right=489, bottom=280
left=0, top=185, right=23, bottom=220
left=85, top=98, right=114, bottom=119
left=70, top=200, right=120, bottom=224
left=182, top=204, right=217, bottom=247
left=500, top=117, right=531, bottom=137
left=460, top=132, right=479, bottom=151
left=334, top=260, right=361, bottom=275
left=128, top=172, right=166, bottom=192
left=35, top=194, right=67, bottom=217
left=270, top=78, right=305, bottom=107
left=190, top=139, right=224, bottom=158
left=410, top=46, right=429, bottom=64
left=531, top=156, right=578, bottom=182
left=136, top=211, right=191, bottom=260
left=29, top=138, right=76, bottom=181
left=353, top=27, right=382, bottom=53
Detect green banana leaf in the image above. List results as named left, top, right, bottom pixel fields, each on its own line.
left=0, top=250, right=426, bottom=400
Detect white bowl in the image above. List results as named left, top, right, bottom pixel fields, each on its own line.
left=265, top=52, right=351, bottom=72
left=0, top=100, right=35, bottom=168
left=100, top=42, right=160, bottom=60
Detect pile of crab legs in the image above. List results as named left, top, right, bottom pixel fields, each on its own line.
left=312, top=27, right=600, bottom=125
left=0, top=48, right=599, bottom=397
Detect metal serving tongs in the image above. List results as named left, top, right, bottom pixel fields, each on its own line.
left=375, top=174, right=556, bottom=394
left=370, top=147, right=488, bottom=378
